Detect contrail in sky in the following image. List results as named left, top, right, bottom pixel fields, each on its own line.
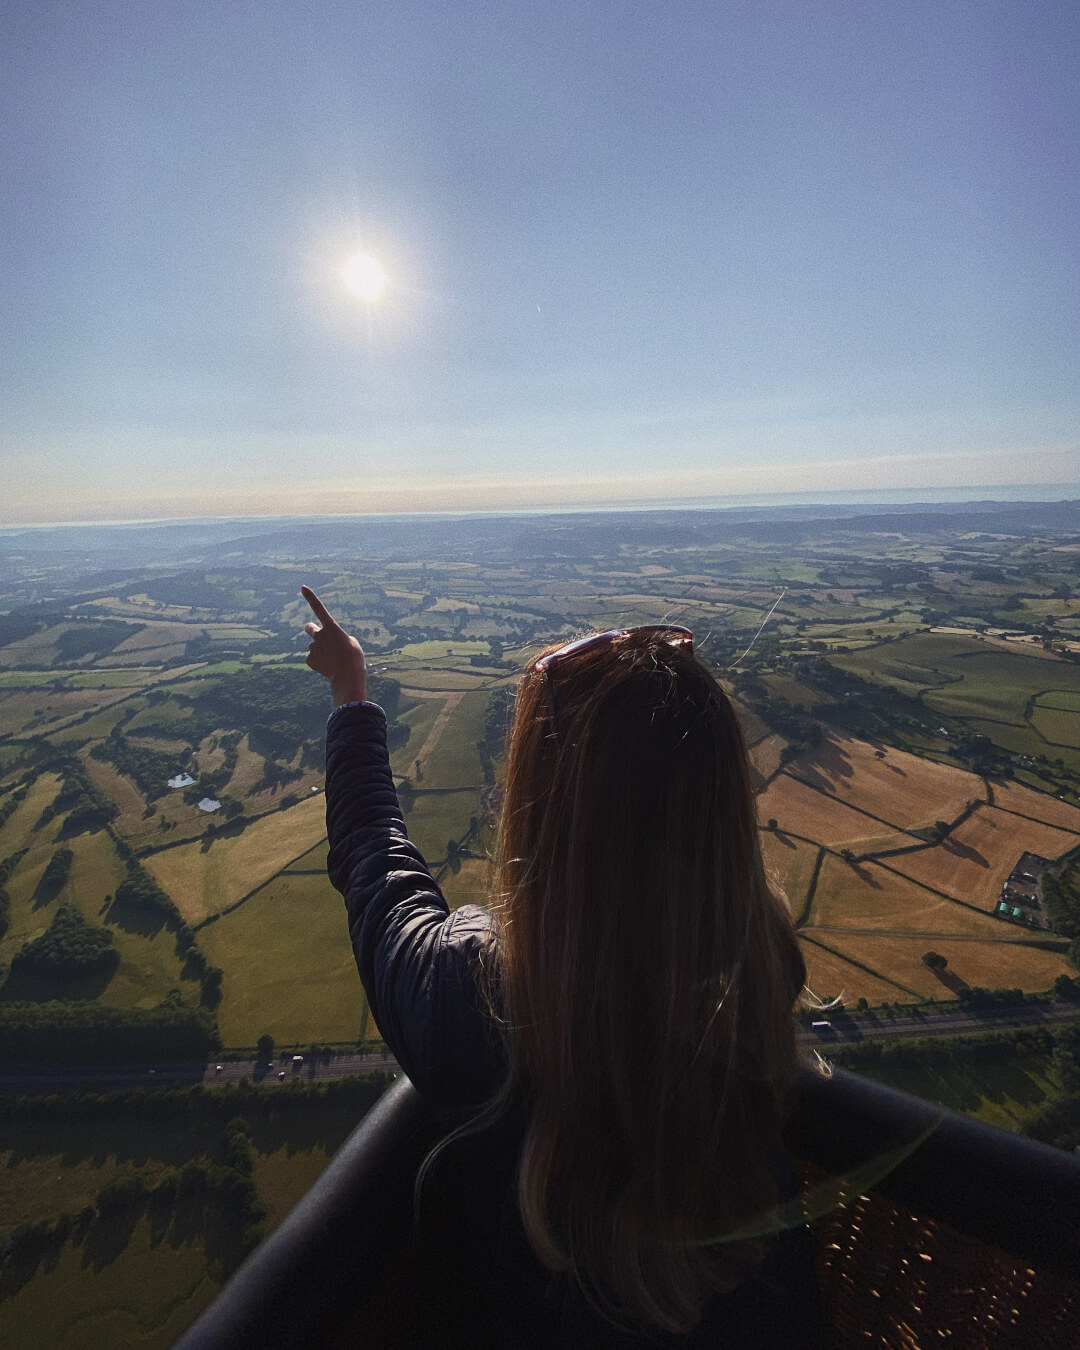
left=732, top=589, right=786, bottom=668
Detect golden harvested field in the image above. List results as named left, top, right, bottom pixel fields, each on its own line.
left=807, top=855, right=1008, bottom=938
left=144, top=796, right=327, bottom=923
left=789, top=733, right=984, bottom=830
left=799, top=937, right=910, bottom=1004
left=731, top=702, right=770, bottom=747
left=438, top=857, right=494, bottom=911
left=990, top=779, right=1080, bottom=833
left=889, top=806, right=1080, bottom=908
left=756, top=773, right=892, bottom=848
left=749, top=733, right=786, bottom=785
left=81, top=747, right=151, bottom=836
left=759, top=831, right=820, bottom=918
left=819, top=932, right=1074, bottom=1002
left=221, top=735, right=266, bottom=796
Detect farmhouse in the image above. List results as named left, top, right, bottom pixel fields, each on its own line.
left=167, top=772, right=196, bottom=789
left=997, top=853, right=1052, bottom=929
left=198, top=797, right=222, bottom=813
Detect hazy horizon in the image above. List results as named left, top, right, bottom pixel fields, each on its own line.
left=4, top=3, right=1077, bottom=524
left=4, top=479, right=1080, bottom=536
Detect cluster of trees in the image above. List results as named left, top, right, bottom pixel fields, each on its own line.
left=91, top=727, right=190, bottom=801
left=0, top=783, right=29, bottom=831
left=0, top=1000, right=220, bottom=1065
left=34, top=758, right=118, bottom=834
left=0, top=847, right=27, bottom=939
left=1041, top=862, right=1080, bottom=968
left=1, top=1119, right=266, bottom=1293
left=34, top=846, right=73, bottom=902
left=54, top=620, right=142, bottom=662
left=0, top=1070, right=392, bottom=1126
left=11, top=903, right=118, bottom=980
left=115, top=856, right=180, bottom=920
left=478, top=687, right=515, bottom=785
left=731, top=673, right=824, bottom=762
left=829, top=1027, right=1055, bottom=1072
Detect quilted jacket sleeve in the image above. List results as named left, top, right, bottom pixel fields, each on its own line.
left=323, top=701, right=503, bottom=1116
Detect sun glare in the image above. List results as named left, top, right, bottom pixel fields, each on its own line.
left=343, top=251, right=385, bottom=301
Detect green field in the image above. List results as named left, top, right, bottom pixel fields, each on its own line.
left=198, top=871, right=366, bottom=1046
left=0, top=1083, right=389, bottom=1348
left=853, top=1053, right=1062, bottom=1134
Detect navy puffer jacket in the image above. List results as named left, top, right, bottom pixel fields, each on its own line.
left=325, top=701, right=504, bottom=1115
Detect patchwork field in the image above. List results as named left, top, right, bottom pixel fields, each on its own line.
left=989, top=779, right=1080, bottom=832
left=1031, top=706, right=1080, bottom=749
left=888, top=806, right=1080, bottom=909
left=759, top=831, right=821, bottom=919
left=748, top=733, right=786, bottom=785
left=799, top=935, right=912, bottom=1004
left=815, top=931, right=1074, bottom=1003
left=143, top=796, right=328, bottom=924
left=789, top=733, right=984, bottom=830
left=806, top=855, right=1008, bottom=937
left=438, top=856, right=494, bottom=911
left=756, top=773, right=894, bottom=848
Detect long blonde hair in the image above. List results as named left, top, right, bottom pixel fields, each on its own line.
left=488, top=629, right=806, bottom=1334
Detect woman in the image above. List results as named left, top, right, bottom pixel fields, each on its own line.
left=302, top=585, right=818, bottom=1346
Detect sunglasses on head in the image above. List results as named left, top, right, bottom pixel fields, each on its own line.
left=533, top=625, right=694, bottom=674
left=533, top=626, right=694, bottom=729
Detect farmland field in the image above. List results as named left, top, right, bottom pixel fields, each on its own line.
left=806, top=855, right=1008, bottom=937
left=889, top=806, right=1080, bottom=909
left=788, top=733, right=984, bottom=831
left=756, top=773, right=896, bottom=848
left=3, top=512, right=1080, bottom=1035
left=143, top=797, right=328, bottom=923
left=816, top=931, right=1074, bottom=1002
left=1030, top=705, right=1080, bottom=749
left=989, top=779, right=1080, bottom=832
left=748, top=732, right=786, bottom=784
left=759, top=832, right=820, bottom=919
left=198, top=870, right=365, bottom=1046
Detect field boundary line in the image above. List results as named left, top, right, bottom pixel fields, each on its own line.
left=801, top=924, right=1068, bottom=948
left=795, top=847, right=825, bottom=928
left=871, top=856, right=1020, bottom=922
left=778, top=770, right=917, bottom=835
left=192, top=833, right=330, bottom=929
left=799, top=932, right=920, bottom=999
left=991, top=803, right=1080, bottom=835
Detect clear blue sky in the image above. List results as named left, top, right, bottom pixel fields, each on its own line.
left=2, top=1, right=1077, bottom=522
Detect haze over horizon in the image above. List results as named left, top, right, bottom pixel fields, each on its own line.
left=3, top=2, right=1077, bottom=525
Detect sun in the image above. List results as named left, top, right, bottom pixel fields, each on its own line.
left=342, top=251, right=385, bottom=301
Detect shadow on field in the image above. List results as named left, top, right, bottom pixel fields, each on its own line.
left=0, top=960, right=118, bottom=1004
left=1, top=1112, right=217, bottom=1170
left=792, top=737, right=854, bottom=795
left=245, top=1101, right=366, bottom=1159
left=0, top=1183, right=253, bottom=1300
left=942, top=837, right=989, bottom=867
left=106, top=895, right=169, bottom=938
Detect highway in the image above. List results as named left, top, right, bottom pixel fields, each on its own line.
left=1, top=1003, right=1079, bottom=1096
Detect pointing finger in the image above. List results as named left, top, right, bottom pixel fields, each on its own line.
left=301, top=585, right=336, bottom=629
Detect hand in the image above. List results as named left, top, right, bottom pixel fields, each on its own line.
left=301, top=586, right=367, bottom=707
